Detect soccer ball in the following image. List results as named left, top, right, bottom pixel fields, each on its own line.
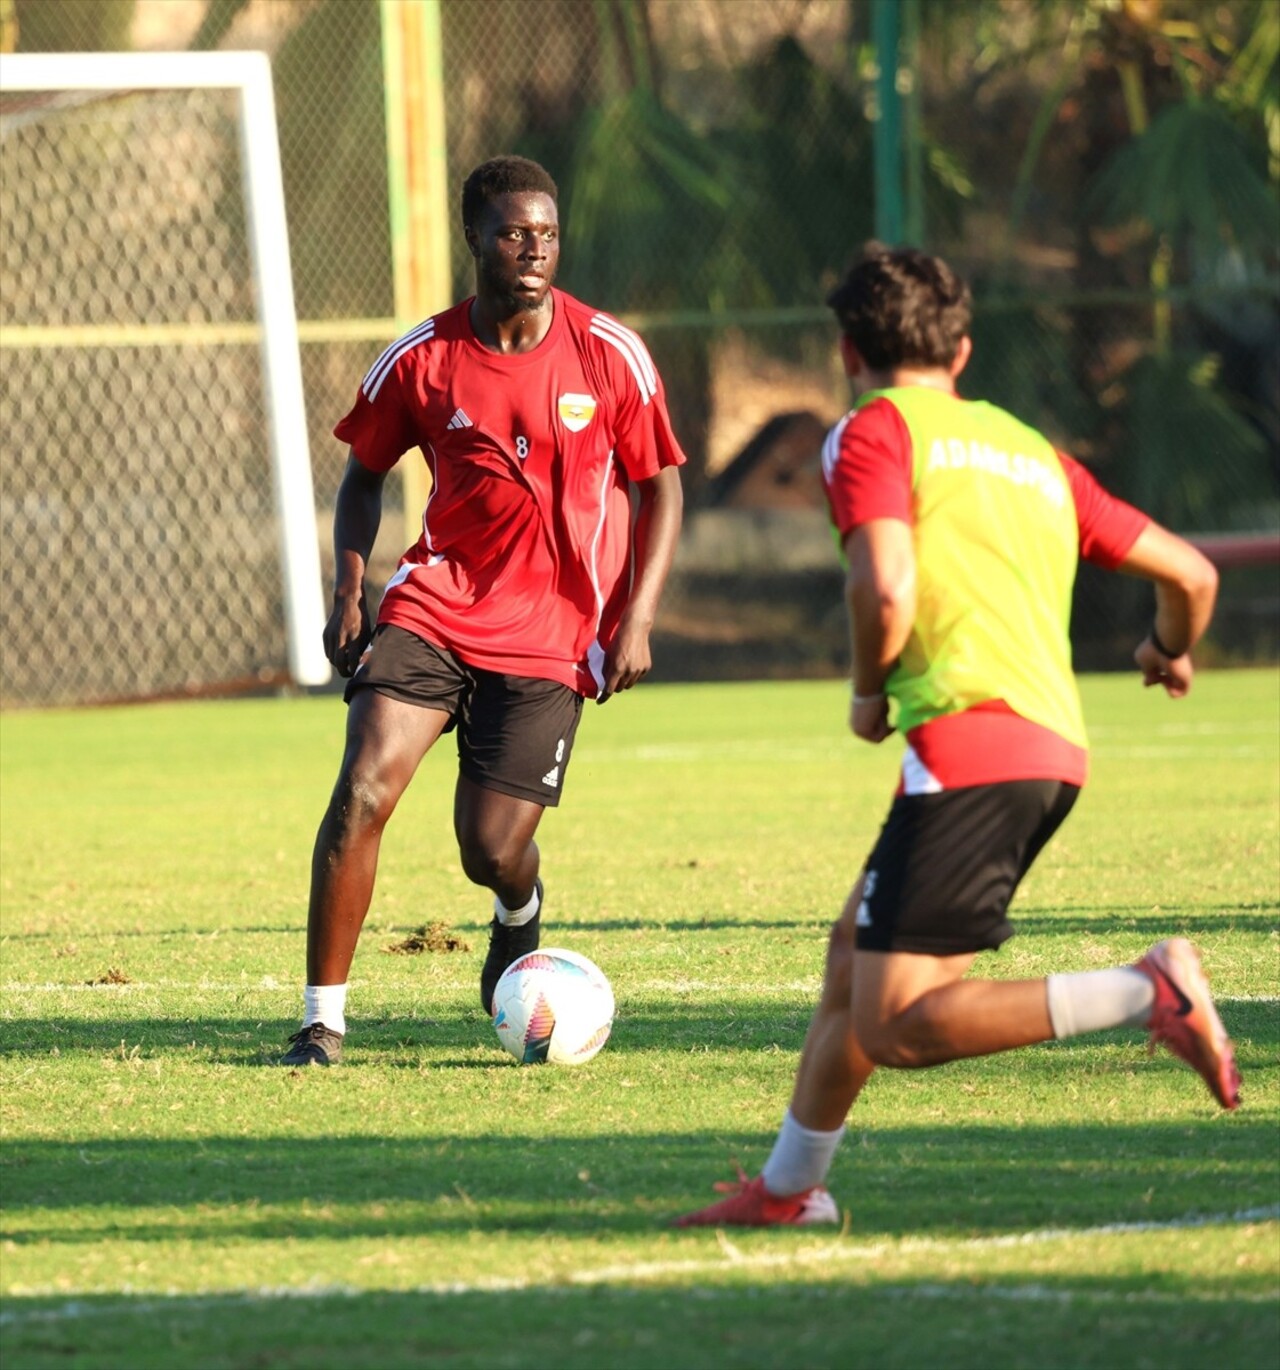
left=491, top=948, right=614, bottom=1065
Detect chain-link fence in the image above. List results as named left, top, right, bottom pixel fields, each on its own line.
left=3, top=0, right=1276, bottom=706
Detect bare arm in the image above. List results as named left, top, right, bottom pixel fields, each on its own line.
left=600, top=464, right=684, bottom=702
left=1119, top=521, right=1218, bottom=698
left=324, top=454, right=388, bottom=677
left=842, top=517, right=916, bottom=742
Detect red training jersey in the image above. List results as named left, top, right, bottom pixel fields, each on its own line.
left=822, top=394, right=1149, bottom=791
left=335, top=290, right=686, bottom=697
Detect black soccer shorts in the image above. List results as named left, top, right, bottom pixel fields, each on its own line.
left=345, top=625, right=584, bottom=807
left=853, top=779, right=1080, bottom=955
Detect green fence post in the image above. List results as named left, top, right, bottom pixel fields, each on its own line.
left=872, top=0, right=904, bottom=245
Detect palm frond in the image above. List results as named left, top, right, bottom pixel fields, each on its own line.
left=1087, top=102, right=1279, bottom=261
left=558, top=88, right=771, bottom=312
left=1121, top=349, right=1274, bottom=527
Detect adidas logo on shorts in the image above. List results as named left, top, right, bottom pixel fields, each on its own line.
left=447, top=408, right=473, bottom=430
left=541, top=765, right=560, bottom=788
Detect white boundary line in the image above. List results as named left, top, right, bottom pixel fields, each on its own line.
left=2, top=980, right=1277, bottom=1005
left=2, top=1204, right=1276, bottom=1326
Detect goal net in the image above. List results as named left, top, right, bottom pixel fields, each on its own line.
left=0, top=52, right=328, bottom=707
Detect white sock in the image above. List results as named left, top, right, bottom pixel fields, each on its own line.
left=495, top=883, right=540, bottom=927
left=303, top=983, right=348, bottom=1037
left=761, top=1109, right=846, bottom=1196
left=1045, top=968, right=1154, bottom=1039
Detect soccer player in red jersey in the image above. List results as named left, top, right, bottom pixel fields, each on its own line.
left=281, top=157, right=685, bottom=1066
left=675, top=244, right=1238, bottom=1227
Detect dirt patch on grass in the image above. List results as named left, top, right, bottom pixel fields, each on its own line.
left=383, top=922, right=471, bottom=955
left=86, top=967, right=131, bottom=985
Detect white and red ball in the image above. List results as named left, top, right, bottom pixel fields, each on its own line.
left=491, top=948, right=614, bottom=1065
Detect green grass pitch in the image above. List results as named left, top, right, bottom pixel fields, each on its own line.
left=1, top=670, right=1277, bottom=1369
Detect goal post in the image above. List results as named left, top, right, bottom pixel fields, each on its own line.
left=0, top=50, right=330, bottom=699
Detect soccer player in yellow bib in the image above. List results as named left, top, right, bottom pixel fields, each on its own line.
left=676, top=243, right=1239, bottom=1229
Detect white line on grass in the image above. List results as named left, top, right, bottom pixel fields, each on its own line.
left=1089, top=720, right=1278, bottom=739
left=2, top=1204, right=1276, bottom=1325
left=1093, top=746, right=1272, bottom=760
left=877, top=1281, right=1276, bottom=1307
left=3, top=981, right=1276, bottom=1005
left=574, top=720, right=1278, bottom=766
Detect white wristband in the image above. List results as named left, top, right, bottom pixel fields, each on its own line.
left=852, top=691, right=885, bottom=706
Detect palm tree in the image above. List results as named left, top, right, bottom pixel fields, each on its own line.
left=1083, top=0, right=1277, bottom=527
left=953, top=0, right=1277, bottom=528
left=530, top=5, right=971, bottom=498
left=522, top=1, right=774, bottom=501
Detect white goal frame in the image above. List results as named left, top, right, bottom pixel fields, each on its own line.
left=0, top=50, right=330, bottom=688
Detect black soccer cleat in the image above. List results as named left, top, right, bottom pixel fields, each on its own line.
left=480, top=879, right=543, bottom=1015
left=279, top=1022, right=343, bottom=1066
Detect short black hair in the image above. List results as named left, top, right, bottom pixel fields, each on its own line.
left=461, top=156, right=558, bottom=232
left=825, top=243, right=972, bottom=371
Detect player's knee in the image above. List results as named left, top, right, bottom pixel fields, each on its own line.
left=329, top=769, right=397, bottom=837
left=457, top=837, right=521, bottom=890
left=859, top=1030, right=917, bottom=1068
left=859, top=1000, right=943, bottom=1068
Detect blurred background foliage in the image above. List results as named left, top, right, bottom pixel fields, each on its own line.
left=5, top=0, right=1278, bottom=682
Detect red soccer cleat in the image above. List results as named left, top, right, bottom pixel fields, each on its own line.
left=672, top=1164, right=839, bottom=1228
left=1135, top=937, right=1241, bottom=1110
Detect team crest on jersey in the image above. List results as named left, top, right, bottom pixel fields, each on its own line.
left=558, top=392, right=597, bottom=433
